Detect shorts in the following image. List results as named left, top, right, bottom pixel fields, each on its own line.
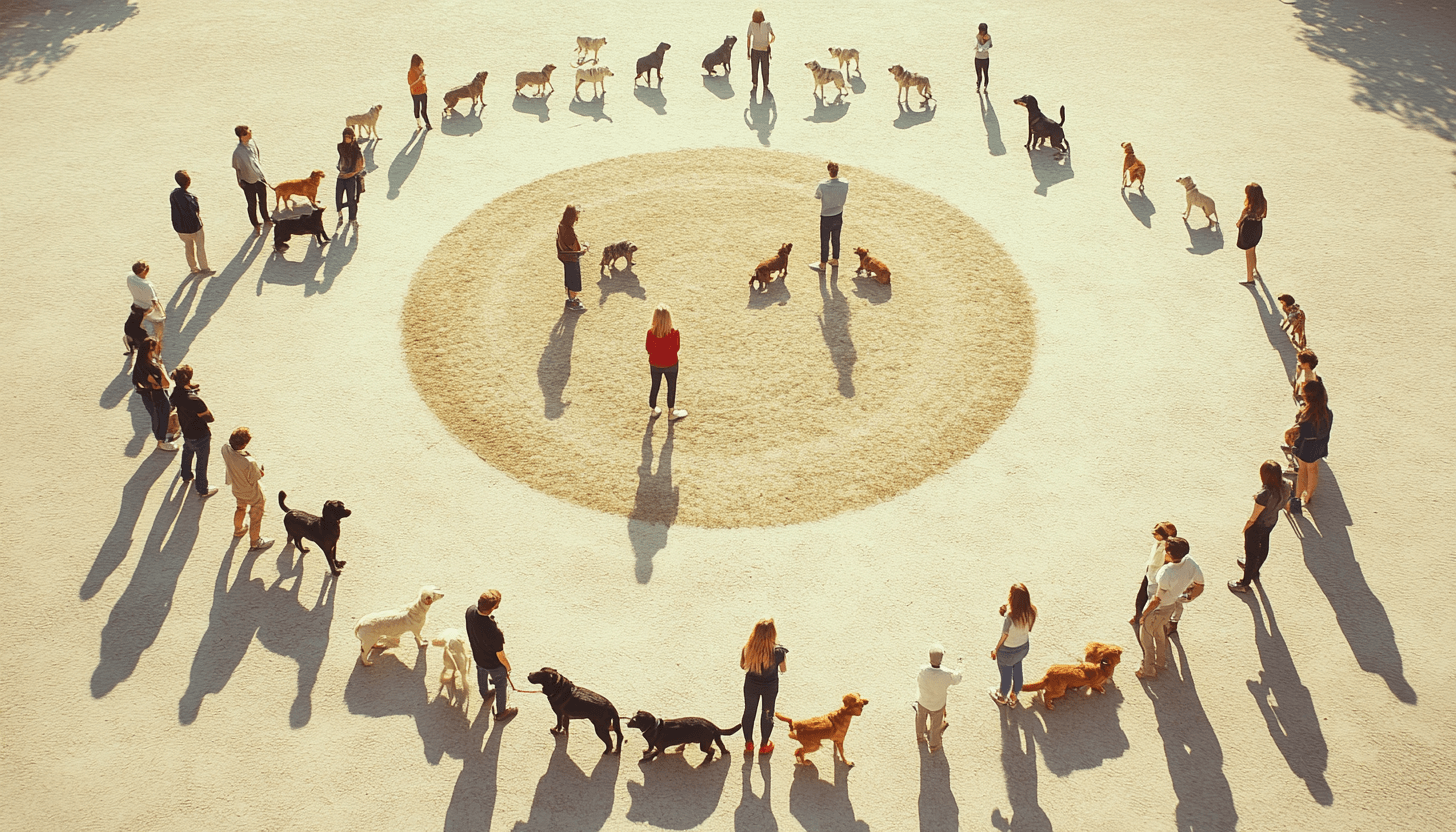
left=563, top=259, right=582, bottom=293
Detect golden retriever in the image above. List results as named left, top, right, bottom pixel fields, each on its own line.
left=345, top=104, right=383, bottom=139
left=805, top=60, right=848, bottom=98
left=1021, top=642, right=1123, bottom=710
left=443, top=71, right=489, bottom=114
left=750, top=242, right=792, bottom=291
left=776, top=693, right=869, bottom=766
left=575, top=36, right=607, bottom=65
left=515, top=64, right=557, bottom=97
left=1121, top=142, right=1146, bottom=189
left=888, top=64, right=932, bottom=105
left=829, top=46, right=860, bottom=74
left=853, top=246, right=891, bottom=284
left=270, top=170, right=326, bottom=212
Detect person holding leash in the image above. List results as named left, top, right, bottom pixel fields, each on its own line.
left=466, top=590, right=518, bottom=721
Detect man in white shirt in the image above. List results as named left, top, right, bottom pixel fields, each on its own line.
left=231, top=124, right=271, bottom=234
left=1136, top=537, right=1202, bottom=678
left=126, top=261, right=165, bottom=351
left=812, top=161, right=849, bottom=271
left=916, top=643, right=962, bottom=752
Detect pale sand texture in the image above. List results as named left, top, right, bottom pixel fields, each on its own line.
left=405, top=149, right=1033, bottom=528
left=2, top=1, right=1456, bottom=831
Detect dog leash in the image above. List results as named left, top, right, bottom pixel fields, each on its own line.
left=507, top=674, right=545, bottom=694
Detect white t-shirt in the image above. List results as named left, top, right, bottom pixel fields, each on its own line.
left=1154, top=557, right=1201, bottom=605
left=917, top=664, right=963, bottom=711
left=1001, top=615, right=1031, bottom=648
left=128, top=274, right=157, bottom=308
left=975, top=36, right=993, bottom=58
left=1144, top=540, right=1166, bottom=586
left=747, top=20, right=773, bottom=51
left=814, top=178, right=849, bottom=216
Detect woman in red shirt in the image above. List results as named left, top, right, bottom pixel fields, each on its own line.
left=646, top=304, right=686, bottom=420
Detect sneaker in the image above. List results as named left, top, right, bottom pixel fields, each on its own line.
left=199, top=487, right=219, bottom=498
left=199, top=269, right=216, bottom=276
left=1228, top=579, right=1250, bottom=593
left=249, top=537, right=275, bottom=552
left=759, top=741, right=774, bottom=755
left=828, top=258, right=838, bottom=266
left=810, top=262, right=825, bottom=271
left=669, top=408, right=687, bottom=421
left=493, top=707, right=518, bottom=721
left=1287, top=497, right=1303, bottom=516
left=650, top=406, right=662, bottom=417
left=157, top=440, right=179, bottom=452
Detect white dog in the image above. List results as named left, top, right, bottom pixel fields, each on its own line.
left=575, top=36, right=607, bottom=65
left=354, top=585, right=444, bottom=666
left=345, top=104, right=383, bottom=140
left=575, top=65, right=614, bottom=98
left=805, top=60, right=848, bottom=98
left=1176, top=176, right=1219, bottom=226
left=431, top=627, right=473, bottom=705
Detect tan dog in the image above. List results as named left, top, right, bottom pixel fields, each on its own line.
left=1121, top=143, right=1146, bottom=189
left=775, top=693, right=869, bottom=766
left=515, top=64, right=557, bottom=96
left=345, top=104, right=383, bottom=140
left=1176, top=176, right=1219, bottom=226
left=1021, top=642, right=1123, bottom=710
left=443, top=71, right=489, bottom=115
left=574, top=65, right=614, bottom=98
left=269, top=170, right=326, bottom=213
left=430, top=628, right=473, bottom=706
left=750, top=242, right=792, bottom=291
left=853, top=246, right=891, bottom=284
left=575, top=36, right=607, bottom=65
left=805, top=60, right=848, bottom=98
left=829, top=46, right=860, bottom=74
left=599, top=240, right=638, bottom=273
left=888, top=64, right=932, bottom=105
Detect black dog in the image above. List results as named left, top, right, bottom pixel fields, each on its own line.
left=273, top=208, right=331, bottom=252
left=627, top=710, right=741, bottom=763
left=636, top=42, right=670, bottom=85
left=279, top=490, right=351, bottom=575
left=702, top=35, right=737, bottom=76
left=1013, top=94, right=1069, bottom=154
left=527, top=667, right=624, bottom=753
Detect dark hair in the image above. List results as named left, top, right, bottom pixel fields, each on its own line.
left=560, top=204, right=579, bottom=226
left=137, top=337, right=158, bottom=362
left=478, top=589, right=502, bottom=613
left=235, top=124, right=249, bottom=138
left=1245, top=183, right=1267, bottom=219
left=1007, top=583, right=1037, bottom=629
left=171, top=365, right=194, bottom=388
left=1297, top=349, right=1318, bottom=370
left=979, top=22, right=989, bottom=32
left=1278, top=293, right=1296, bottom=307
left=132, top=260, right=148, bottom=276
left=827, top=160, right=839, bottom=177
left=1297, top=379, right=1331, bottom=433
left=1153, top=521, right=1177, bottom=539
left=1259, top=459, right=1283, bottom=495
left=1164, top=537, right=1190, bottom=560
left=174, top=170, right=191, bottom=188
left=411, top=53, right=423, bottom=68
left=342, top=127, right=355, bottom=139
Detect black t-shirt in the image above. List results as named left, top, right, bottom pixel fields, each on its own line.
left=169, top=386, right=212, bottom=439
left=465, top=605, right=505, bottom=668
left=132, top=360, right=164, bottom=392
left=745, top=644, right=788, bottom=682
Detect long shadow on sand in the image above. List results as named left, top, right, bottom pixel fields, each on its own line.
left=1123, top=188, right=1154, bottom=228
left=538, top=313, right=579, bottom=420
left=1026, top=684, right=1130, bottom=776
left=1026, top=148, right=1072, bottom=196
left=634, top=81, right=667, bottom=114
left=817, top=267, right=856, bottom=398
left=1248, top=278, right=1299, bottom=381
left=388, top=129, right=428, bottom=198
left=598, top=264, right=647, bottom=307
left=82, top=452, right=171, bottom=599
left=160, top=233, right=268, bottom=369
left=625, top=750, right=731, bottom=828
left=0, top=0, right=137, bottom=81
left=511, top=734, right=621, bottom=831
left=628, top=419, right=678, bottom=583
left=343, top=642, right=476, bottom=763
left=744, top=91, right=775, bottom=146
left=991, top=707, right=1051, bottom=832
left=789, top=760, right=869, bottom=832
left=735, top=756, right=777, bottom=831
left=980, top=94, right=1007, bottom=156
left=918, top=744, right=958, bottom=832
left=513, top=92, right=553, bottom=123
left=894, top=100, right=936, bottom=129
left=1140, top=641, right=1239, bottom=832
left=444, top=717, right=508, bottom=831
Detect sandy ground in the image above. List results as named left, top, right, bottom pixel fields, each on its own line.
left=2, top=1, right=1455, bottom=830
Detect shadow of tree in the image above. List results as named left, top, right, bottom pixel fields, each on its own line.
left=735, top=755, right=777, bottom=831
left=1141, top=641, right=1239, bottom=831
left=628, top=420, right=677, bottom=583
left=537, top=313, right=579, bottom=420
left=597, top=264, right=647, bottom=307
left=1123, top=188, right=1154, bottom=228
left=788, top=760, right=869, bottom=832
left=625, top=750, right=731, bottom=828
left=817, top=268, right=857, bottom=398
left=744, top=91, right=775, bottom=146
left=510, top=735, right=621, bottom=832
left=980, top=94, right=1007, bottom=156
left=991, top=707, right=1051, bottom=832
left=918, top=744, right=958, bottom=832
left=0, top=0, right=137, bottom=82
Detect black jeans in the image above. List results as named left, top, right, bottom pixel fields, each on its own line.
left=1240, top=524, right=1274, bottom=584
left=750, top=49, right=770, bottom=88
left=335, top=175, right=359, bottom=221
left=819, top=213, right=843, bottom=263
left=412, top=92, right=432, bottom=127
left=1134, top=576, right=1149, bottom=622
left=742, top=675, right=779, bottom=744
left=137, top=387, right=171, bottom=441
left=975, top=58, right=989, bottom=87
left=239, top=179, right=269, bottom=226
left=649, top=364, right=678, bottom=409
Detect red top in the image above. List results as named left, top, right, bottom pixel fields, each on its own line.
left=646, top=329, right=680, bottom=367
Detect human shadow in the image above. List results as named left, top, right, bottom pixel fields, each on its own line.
left=704, top=73, right=735, bottom=100
left=343, top=642, right=476, bottom=764
left=320, top=221, right=358, bottom=288
left=161, top=233, right=267, bottom=368
left=746, top=276, right=792, bottom=309
left=744, top=91, right=776, bottom=146
left=1249, top=279, right=1299, bottom=382
left=1289, top=466, right=1416, bottom=703
left=1026, top=147, right=1073, bottom=196
left=1183, top=216, right=1224, bottom=255
left=81, top=453, right=172, bottom=600
left=1024, top=684, right=1130, bottom=776
left=510, top=734, right=621, bottom=832
left=570, top=92, right=613, bottom=123
left=1141, top=641, right=1239, bottom=832
left=817, top=267, right=857, bottom=398
left=91, top=476, right=199, bottom=697
left=850, top=274, right=892, bottom=305
left=1123, top=188, right=1155, bottom=228
left=990, top=708, right=1051, bottom=832
left=634, top=81, right=667, bottom=114
left=538, top=313, right=579, bottom=419
left=735, top=755, right=777, bottom=832
left=628, top=419, right=677, bottom=584
left=788, top=760, right=869, bottom=832
left=0, top=0, right=137, bottom=82
left=918, top=744, right=958, bottom=832
left=441, top=105, right=485, bottom=137
left=444, top=716, right=508, bottom=832
left=805, top=93, right=850, bottom=123
left=597, top=264, right=647, bottom=307
left=980, top=93, right=1007, bottom=156
left=894, top=99, right=936, bottom=129
left=512, top=91, right=553, bottom=123
left=387, top=128, right=428, bottom=199
left=625, top=750, right=732, bottom=828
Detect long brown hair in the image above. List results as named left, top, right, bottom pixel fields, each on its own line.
left=1297, top=379, right=1331, bottom=432
left=1006, top=583, right=1036, bottom=629
left=410, top=54, right=423, bottom=69
left=1244, top=183, right=1267, bottom=219
left=560, top=204, right=579, bottom=227
left=740, top=618, right=778, bottom=674
left=1259, top=459, right=1283, bottom=495
left=650, top=304, right=674, bottom=339
left=751, top=8, right=765, bottom=23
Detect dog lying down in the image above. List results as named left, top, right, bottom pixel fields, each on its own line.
left=1021, top=642, right=1123, bottom=710
left=628, top=710, right=741, bottom=763
left=776, top=693, right=869, bottom=766
left=354, top=585, right=444, bottom=666
left=431, top=628, right=473, bottom=705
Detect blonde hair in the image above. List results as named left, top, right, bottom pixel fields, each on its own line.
left=740, top=618, right=778, bottom=674
left=650, top=304, right=674, bottom=339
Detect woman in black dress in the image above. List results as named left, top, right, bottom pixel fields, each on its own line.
left=132, top=337, right=176, bottom=452
left=1236, top=182, right=1266, bottom=284
left=1283, top=379, right=1332, bottom=515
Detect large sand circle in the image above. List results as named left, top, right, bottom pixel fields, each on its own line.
left=404, top=148, right=1034, bottom=527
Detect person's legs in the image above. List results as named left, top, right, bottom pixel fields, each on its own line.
left=927, top=706, right=946, bottom=749
left=762, top=53, right=770, bottom=89
left=1011, top=660, right=1024, bottom=697
left=914, top=703, right=930, bottom=742
left=1138, top=606, right=1172, bottom=675
left=141, top=390, right=168, bottom=441
left=345, top=177, right=358, bottom=221
left=1132, top=576, right=1149, bottom=624
left=649, top=365, right=664, bottom=409
left=149, top=315, right=165, bottom=351
left=1242, top=524, right=1272, bottom=584
left=180, top=439, right=196, bottom=481
left=997, top=662, right=1013, bottom=697
left=421, top=93, right=433, bottom=128
left=1305, top=459, right=1320, bottom=504
left=487, top=665, right=509, bottom=714
left=179, top=232, right=199, bottom=272
left=234, top=498, right=249, bottom=536
left=244, top=180, right=269, bottom=227
left=1245, top=247, right=1256, bottom=282
left=819, top=214, right=831, bottom=265
left=828, top=213, right=842, bottom=262
left=248, top=498, right=265, bottom=544
left=664, top=365, right=678, bottom=409
left=335, top=176, right=347, bottom=215
left=193, top=227, right=210, bottom=271
left=564, top=260, right=582, bottom=306
left=750, top=50, right=762, bottom=87
left=975, top=58, right=988, bottom=88
left=191, top=435, right=210, bottom=493
left=741, top=677, right=762, bottom=744
left=758, top=681, right=778, bottom=743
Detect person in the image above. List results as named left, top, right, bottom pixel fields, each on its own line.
left=221, top=427, right=273, bottom=551
left=231, top=125, right=271, bottom=235
left=974, top=23, right=993, bottom=93
left=126, top=260, right=166, bottom=352
left=740, top=618, right=788, bottom=755
left=1291, top=348, right=1319, bottom=406
left=1283, top=378, right=1332, bottom=514
left=465, top=590, right=518, bottom=721
left=1236, top=183, right=1267, bottom=284
left=132, top=337, right=177, bottom=452
left=990, top=584, right=1035, bottom=706
left=1278, top=293, right=1307, bottom=349
left=916, top=644, right=962, bottom=753
left=1136, top=537, right=1201, bottom=679
left=335, top=127, right=364, bottom=227
left=646, top=304, right=687, bottom=420
left=169, top=365, right=219, bottom=497
left=1229, top=460, right=1287, bottom=592
left=1131, top=521, right=1178, bottom=627
left=556, top=204, right=589, bottom=312
left=812, top=161, right=849, bottom=271
left=409, top=54, right=433, bottom=131
left=170, top=171, right=214, bottom=276
left=747, top=9, right=775, bottom=94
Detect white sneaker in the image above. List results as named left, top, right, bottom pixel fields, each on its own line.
left=157, top=440, right=179, bottom=451
left=669, top=408, right=688, bottom=421
left=199, top=487, right=219, bottom=498
left=249, top=537, right=275, bottom=552
left=651, top=406, right=662, bottom=417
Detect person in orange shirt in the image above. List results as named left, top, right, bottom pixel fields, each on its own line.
left=409, top=54, right=433, bottom=131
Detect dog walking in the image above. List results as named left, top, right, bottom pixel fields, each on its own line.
left=1236, top=183, right=1267, bottom=284
left=812, top=160, right=848, bottom=271
left=975, top=23, right=992, bottom=92
left=335, top=127, right=364, bottom=228
left=990, top=584, right=1035, bottom=707
left=557, top=204, right=589, bottom=313
left=231, top=125, right=270, bottom=235
left=1229, top=460, right=1287, bottom=593
left=646, top=304, right=687, bottom=420
left=221, top=427, right=273, bottom=551
left=741, top=618, right=788, bottom=755
left=465, top=590, right=518, bottom=721
left=170, top=171, right=214, bottom=276
left=409, top=54, right=434, bottom=131
left=916, top=644, right=962, bottom=753
left=747, top=9, right=775, bottom=94
left=169, top=365, right=219, bottom=497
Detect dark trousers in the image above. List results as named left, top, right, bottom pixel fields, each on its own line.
left=1241, top=524, right=1274, bottom=585
left=239, top=179, right=269, bottom=226
left=181, top=432, right=211, bottom=492
left=649, top=363, right=678, bottom=409
left=475, top=664, right=509, bottom=714
left=125, top=305, right=148, bottom=350
left=819, top=213, right=843, bottom=263
left=1134, top=576, right=1149, bottom=622
left=742, top=675, right=779, bottom=744
left=750, top=49, right=770, bottom=88
left=335, top=176, right=359, bottom=221
left=138, top=388, right=171, bottom=441
left=412, top=92, right=432, bottom=127
left=975, top=58, right=989, bottom=87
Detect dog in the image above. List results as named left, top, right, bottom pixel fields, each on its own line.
left=345, top=104, right=383, bottom=140
left=829, top=46, right=860, bottom=74
left=1279, top=295, right=1307, bottom=349
left=805, top=60, right=848, bottom=98
left=526, top=667, right=624, bottom=754
left=888, top=64, right=932, bottom=105
left=271, top=206, right=331, bottom=253
left=269, top=170, right=326, bottom=212
left=1121, top=142, right=1146, bottom=190
left=575, top=36, right=607, bottom=65
left=702, top=35, right=737, bottom=76
left=750, top=242, right=792, bottom=291
left=853, top=246, right=891, bottom=284
left=635, top=42, right=671, bottom=85
left=354, top=586, right=444, bottom=666
left=443, top=71, right=489, bottom=115
left=775, top=693, right=869, bottom=767
left=1021, top=642, right=1123, bottom=710
left=515, top=64, right=557, bottom=96
left=1013, top=94, right=1068, bottom=154
left=575, top=65, right=614, bottom=98
left=627, top=711, right=741, bottom=763
left=1176, top=176, right=1219, bottom=226
left=279, top=490, right=351, bottom=575
left=599, top=240, right=637, bottom=273
left=430, top=628, right=473, bottom=706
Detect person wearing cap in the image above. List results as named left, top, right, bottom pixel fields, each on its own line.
left=916, top=643, right=962, bottom=752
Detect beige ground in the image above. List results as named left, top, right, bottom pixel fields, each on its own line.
left=3, top=1, right=1456, bottom=830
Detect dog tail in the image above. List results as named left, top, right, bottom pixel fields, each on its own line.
left=721, top=722, right=743, bottom=736
left=278, top=490, right=291, bottom=512
left=774, top=712, right=793, bottom=724
left=431, top=637, right=448, bottom=647
left=1021, top=679, right=1046, bottom=692
left=1057, top=105, right=1065, bottom=126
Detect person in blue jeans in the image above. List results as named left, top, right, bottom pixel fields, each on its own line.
left=990, top=583, right=1036, bottom=707
left=169, top=365, right=219, bottom=498
left=466, top=590, right=518, bottom=722
left=131, top=337, right=176, bottom=452
left=740, top=618, right=788, bottom=755
left=812, top=161, right=849, bottom=271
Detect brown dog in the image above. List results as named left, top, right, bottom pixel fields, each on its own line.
left=750, top=242, right=792, bottom=291
left=515, top=64, right=557, bottom=96
left=599, top=240, right=637, bottom=273
left=1021, top=642, right=1123, bottom=710
left=888, top=64, right=932, bottom=105
left=1121, top=143, right=1146, bottom=190
left=444, top=71, right=489, bottom=114
left=270, top=171, right=326, bottom=212
left=775, top=693, right=868, bottom=766
left=853, top=246, right=891, bottom=284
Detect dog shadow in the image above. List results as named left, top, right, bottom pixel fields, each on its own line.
left=894, top=99, right=935, bottom=129
left=703, top=73, right=734, bottom=100
left=918, top=744, right=958, bottom=832
left=1249, top=279, right=1299, bottom=382
left=444, top=717, right=509, bottom=832
left=625, top=749, right=732, bottom=828
left=849, top=73, right=866, bottom=95
left=361, top=138, right=381, bottom=174
left=1183, top=217, right=1224, bottom=254
left=81, top=453, right=172, bottom=600
left=1024, top=683, right=1130, bottom=776
left=850, top=274, right=892, bottom=305
left=788, top=759, right=869, bottom=832
left=990, top=708, right=1052, bottom=832
left=735, top=755, right=776, bottom=831
left=513, top=91, right=552, bottom=122
left=1026, top=147, right=1073, bottom=196
left=1139, top=641, right=1240, bottom=831
left=537, top=313, right=579, bottom=420
left=387, top=128, right=427, bottom=199
left=818, top=267, right=857, bottom=398
left=258, top=234, right=330, bottom=296
left=343, top=641, right=477, bottom=764
left=570, top=92, right=613, bottom=122
left=746, top=276, right=791, bottom=309
left=158, top=233, right=267, bottom=369
left=597, top=264, right=647, bottom=307
left=628, top=419, right=678, bottom=584
left=634, top=82, right=667, bottom=114
left=979, top=94, right=1006, bottom=156
left=1122, top=188, right=1155, bottom=228
left=805, top=93, right=850, bottom=123
left=441, top=105, right=484, bottom=136
left=511, top=734, right=622, bottom=831
left=744, top=91, right=776, bottom=146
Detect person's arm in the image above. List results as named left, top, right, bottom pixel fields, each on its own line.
left=1142, top=591, right=1162, bottom=618
left=778, top=657, right=787, bottom=673
left=814, top=182, right=823, bottom=201
left=496, top=651, right=511, bottom=673
left=196, top=398, right=214, bottom=423
left=949, top=669, right=963, bottom=684
left=1243, top=500, right=1264, bottom=532
left=991, top=632, right=1007, bottom=659
left=1184, top=582, right=1205, bottom=602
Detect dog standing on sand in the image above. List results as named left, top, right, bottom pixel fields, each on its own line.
left=443, top=72, right=489, bottom=115
left=345, top=105, right=383, bottom=140
left=515, top=65, right=557, bottom=97
left=829, top=47, right=860, bottom=74
left=354, top=586, right=444, bottom=666
left=575, top=66, right=614, bottom=99
left=888, top=64, right=932, bottom=105
left=805, top=61, right=848, bottom=98
left=636, top=42, right=671, bottom=85
left=1176, top=176, right=1219, bottom=226
left=1013, top=94, right=1068, bottom=155
left=575, top=36, right=607, bottom=65
left=1121, top=143, right=1146, bottom=190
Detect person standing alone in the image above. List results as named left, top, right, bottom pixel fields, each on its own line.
left=975, top=23, right=993, bottom=93
left=916, top=643, right=962, bottom=753
left=231, top=125, right=270, bottom=235
left=813, top=161, right=848, bottom=271
left=747, top=9, right=775, bottom=94
left=557, top=204, right=589, bottom=312
left=221, top=427, right=273, bottom=552
left=646, top=304, right=687, bottom=421
left=170, top=171, right=214, bottom=276
left=465, top=590, right=518, bottom=722
left=409, top=54, right=433, bottom=131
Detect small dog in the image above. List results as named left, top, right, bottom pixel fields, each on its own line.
left=269, top=170, right=326, bottom=212
left=1021, top=642, right=1123, bottom=710
left=599, top=240, right=637, bottom=273
left=575, top=65, right=614, bottom=98
left=702, top=35, right=737, bottom=76
left=443, top=71, right=489, bottom=115
left=888, top=64, right=932, bottom=105
left=829, top=47, right=860, bottom=74
left=750, top=242, right=792, bottom=291
left=345, top=104, right=383, bottom=140
left=575, top=36, right=607, bottom=65
left=515, top=64, right=557, bottom=97
left=1176, top=176, right=1219, bottom=226
left=271, top=207, right=331, bottom=253
left=1121, top=143, right=1146, bottom=190
left=1278, top=294, right=1307, bottom=349
left=279, top=490, right=351, bottom=575
left=1013, top=94, right=1069, bottom=155
left=527, top=667, right=624, bottom=754
left=776, top=693, right=869, bottom=767
left=805, top=60, right=848, bottom=98
left=430, top=628, right=473, bottom=706
left=853, top=247, right=891, bottom=284
left=354, top=586, right=444, bottom=666
left=627, top=711, right=742, bottom=763
left=636, top=42, right=671, bottom=85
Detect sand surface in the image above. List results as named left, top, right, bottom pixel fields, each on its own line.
left=2, top=1, right=1455, bottom=830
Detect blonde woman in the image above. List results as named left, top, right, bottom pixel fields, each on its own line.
left=747, top=9, right=775, bottom=94
left=646, top=305, right=686, bottom=420
left=990, top=584, right=1036, bottom=706
left=740, top=618, right=788, bottom=755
